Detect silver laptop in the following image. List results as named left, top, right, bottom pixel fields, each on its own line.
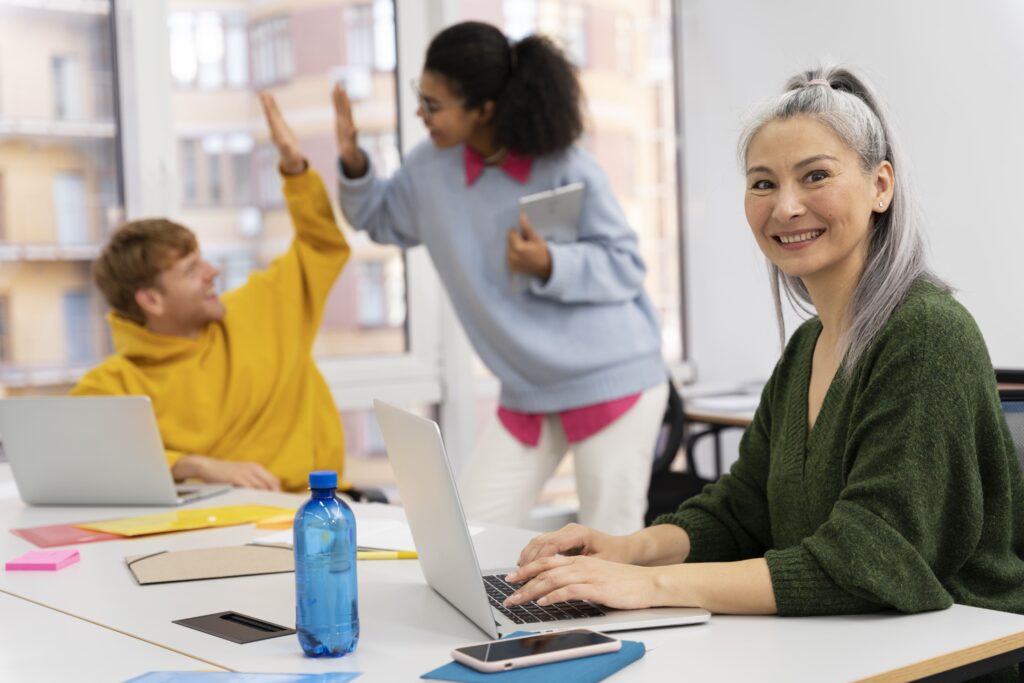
left=373, top=399, right=710, bottom=638
left=0, top=396, right=230, bottom=506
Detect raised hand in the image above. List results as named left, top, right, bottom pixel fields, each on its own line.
left=259, top=92, right=306, bottom=175
left=507, top=212, right=552, bottom=280
left=332, top=83, right=367, bottom=178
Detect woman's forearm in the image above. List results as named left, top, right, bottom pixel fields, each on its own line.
left=628, top=524, right=692, bottom=566
left=653, top=558, right=777, bottom=614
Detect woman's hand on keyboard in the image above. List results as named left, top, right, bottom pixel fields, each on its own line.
left=503, top=555, right=660, bottom=611
left=514, top=523, right=634, bottom=569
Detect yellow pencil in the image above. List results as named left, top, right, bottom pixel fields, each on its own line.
left=356, top=550, right=418, bottom=560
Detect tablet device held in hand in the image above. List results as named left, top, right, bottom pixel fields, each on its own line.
left=518, top=181, right=585, bottom=244
left=451, top=628, right=621, bottom=673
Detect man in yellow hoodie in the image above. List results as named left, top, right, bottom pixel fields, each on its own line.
left=71, top=94, right=348, bottom=492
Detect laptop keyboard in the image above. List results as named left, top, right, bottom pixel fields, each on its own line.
left=483, top=574, right=607, bottom=624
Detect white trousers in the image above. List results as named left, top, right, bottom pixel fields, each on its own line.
left=458, top=382, right=669, bottom=535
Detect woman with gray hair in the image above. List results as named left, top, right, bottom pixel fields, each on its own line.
left=500, top=66, right=1024, bottom=627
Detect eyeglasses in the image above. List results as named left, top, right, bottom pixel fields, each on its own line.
left=410, top=78, right=462, bottom=120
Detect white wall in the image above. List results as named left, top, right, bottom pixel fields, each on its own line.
left=680, top=0, right=1024, bottom=386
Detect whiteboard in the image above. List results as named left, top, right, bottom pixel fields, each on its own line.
left=679, top=0, right=1024, bottom=384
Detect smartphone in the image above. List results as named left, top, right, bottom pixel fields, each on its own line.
left=451, top=628, right=621, bottom=673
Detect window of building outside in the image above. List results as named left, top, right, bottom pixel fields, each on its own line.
left=464, top=0, right=684, bottom=512
left=53, top=171, right=89, bottom=244
left=62, top=289, right=95, bottom=364
left=345, top=5, right=374, bottom=69
left=165, top=0, right=408, bottom=486
left=205, top=137, right=224, bottom=204
left=0, top=3, right=121, bottom=394
left=0, top=295, right=9, bottom=363
left=250, top=15, right=293, bottom=87
left=180, top=139, right=198, bottom=204
left=52, top=55, right=83, bottom=120
left=0, top=172, right=5, bottom=241
left=356, top=261, right=386, bottom=327
left=170, top=11, right=248, bottom=89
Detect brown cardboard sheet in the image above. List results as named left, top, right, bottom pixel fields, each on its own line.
left=126, top=543, right=293, bottom=585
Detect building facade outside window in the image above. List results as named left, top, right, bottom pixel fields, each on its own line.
left=0, top=2, right=121, bottom=393
left=0, top=295, right=9, bottom=364
left=250, top=15, right=292, bottom=87
left=0, top=172, right=6, bottom=241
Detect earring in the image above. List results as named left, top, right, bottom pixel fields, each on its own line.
left=878, top=201, right=884, bottom=208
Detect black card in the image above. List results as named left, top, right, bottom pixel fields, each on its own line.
left=173, top=611, right=296, bottom=644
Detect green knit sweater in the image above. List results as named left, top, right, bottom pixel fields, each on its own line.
left=657, top=281, right=1024, bottom=618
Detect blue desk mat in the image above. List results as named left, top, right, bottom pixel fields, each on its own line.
left=422, top=632, right=644, bottom=683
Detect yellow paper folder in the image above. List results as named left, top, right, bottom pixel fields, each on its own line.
left=254, top=511, right=297, bottom=530
left=75, top=505, right=294, bottom=537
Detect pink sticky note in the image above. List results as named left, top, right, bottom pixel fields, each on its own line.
left=5, top=549, right=80, bottom=571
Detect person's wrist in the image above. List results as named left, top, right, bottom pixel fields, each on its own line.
left=649, top=564, right=687, bottom=607
left=279, top=157, right=307, bottom=176
left=620, top=530, right=649, bottom=565
left=172, top=453, right=203, bottom=481
left=343, top=149, right=364, bottom=169
left=537, top=258, right=552, bottom=281
left=628, top=527, right=672, bottom=566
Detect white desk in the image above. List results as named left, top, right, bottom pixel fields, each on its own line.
left=2, top=479, right=1024, bottom=681
left=0, top=590, right=223, bottom=681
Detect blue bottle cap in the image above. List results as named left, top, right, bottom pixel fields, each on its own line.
left=308, top=470, right=338, bottom=490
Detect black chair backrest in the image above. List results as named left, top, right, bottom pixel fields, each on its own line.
left=645, top=380, right=714, bottom=526
left=995, top=369, right=1024, bottom=472
left=1002, top=394, right=1024, bottom=473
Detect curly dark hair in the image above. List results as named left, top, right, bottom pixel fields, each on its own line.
left=424, top=21, right=583, bottom=157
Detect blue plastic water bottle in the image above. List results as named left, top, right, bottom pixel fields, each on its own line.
left=294, top=470, right=359, bottom=657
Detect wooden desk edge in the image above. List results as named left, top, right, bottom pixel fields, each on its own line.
left=683, top=410, right=754, bottom=429
left=856, top=629, right=1024, bottom=682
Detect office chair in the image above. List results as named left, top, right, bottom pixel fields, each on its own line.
left=995, top=369, right=1024, bottom=471
left=645, top=380, right=716, bottom=525
left=995, top=368, right=1019, bottom=471
left=346, top=484, right=388, bottom=504
left=1003, top=398, right=1024, bottom=472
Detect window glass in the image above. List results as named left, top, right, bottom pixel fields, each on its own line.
left=345, top=5, right=374, bottom=69
left=0, top=3, right=122, bottom=394
left=0, top=295, right=9, bottom=363
left=0, top=173, right=5, bottom=240
left=167, top=0, right=406, bottom=358
left=62, top=289, right=95, bottom=363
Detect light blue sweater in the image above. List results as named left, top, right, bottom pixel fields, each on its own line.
left=337, top=141, right=664, bottom=412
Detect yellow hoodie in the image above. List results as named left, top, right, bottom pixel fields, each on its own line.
left=71, top=169, right=349, bottom=492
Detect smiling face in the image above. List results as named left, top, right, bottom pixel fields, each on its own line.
left=136, top=250, right=224, bottom=337
left=415, top=70, right=493, bottom=149
left=744, top=115, right=893, bottom=291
